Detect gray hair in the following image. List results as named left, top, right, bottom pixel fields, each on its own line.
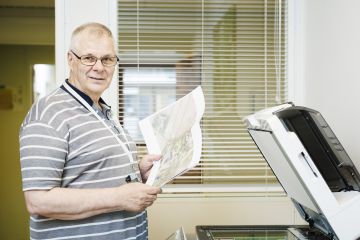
left=69, top=22, right=114, bottom=51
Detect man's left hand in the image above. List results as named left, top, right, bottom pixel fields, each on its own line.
left=139, top=154, right=162, bottom=182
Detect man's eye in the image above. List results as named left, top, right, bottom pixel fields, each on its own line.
left=82, top=56, right=97, bottom=62
left=102, top=57, right=117, bottom=66
left=103, top=57, right=116, bottom=63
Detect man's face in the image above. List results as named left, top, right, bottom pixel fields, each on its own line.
left=68, top=33, right=116, bottom=99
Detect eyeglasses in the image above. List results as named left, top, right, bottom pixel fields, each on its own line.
left=70, top=50, right=119, bottom=67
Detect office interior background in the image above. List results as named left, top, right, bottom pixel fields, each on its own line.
left=1, top=0, right=360, bottom=239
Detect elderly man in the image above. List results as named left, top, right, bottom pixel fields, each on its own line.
left=19, top=22, right=161, bottom=240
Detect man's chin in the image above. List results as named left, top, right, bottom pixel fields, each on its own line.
left=89, top=84, right=109, bottom=94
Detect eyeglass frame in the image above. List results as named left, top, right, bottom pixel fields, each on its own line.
left=70, top=50, right=119, bottom=67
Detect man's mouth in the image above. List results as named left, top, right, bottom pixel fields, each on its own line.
left=89, top=76, right=104, bottom=81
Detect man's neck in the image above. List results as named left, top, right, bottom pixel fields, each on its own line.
left=68, top=78, right=101, bottom=105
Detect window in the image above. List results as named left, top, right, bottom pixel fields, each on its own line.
left=121, top=66, right=177, bottom=141
left=117, top=0, right=288, bottom=194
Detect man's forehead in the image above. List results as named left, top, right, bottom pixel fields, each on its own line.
left=73, top=33, right=115, bottom=54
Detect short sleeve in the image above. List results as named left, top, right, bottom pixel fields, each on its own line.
left=19, top=121, right=67, bottom=191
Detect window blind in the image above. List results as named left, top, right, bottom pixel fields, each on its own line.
left=117, top=0, right=288, bottom=193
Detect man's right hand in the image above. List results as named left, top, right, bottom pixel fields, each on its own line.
left=116, top=182, right=162, bottom=212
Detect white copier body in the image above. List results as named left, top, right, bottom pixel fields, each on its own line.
left=244, top=103, right=360, bottom=240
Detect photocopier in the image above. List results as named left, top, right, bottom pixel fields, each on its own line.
left=196, top=103, right=360, bottom=240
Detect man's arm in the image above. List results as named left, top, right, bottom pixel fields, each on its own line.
left=24, top=182, right=161, bottom=220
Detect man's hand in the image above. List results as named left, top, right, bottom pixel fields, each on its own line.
left=117, top=182, right=161, bottom=212
left=139, top=154, right=162, bottom=182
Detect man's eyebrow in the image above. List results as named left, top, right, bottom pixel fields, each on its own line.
left=83, top=53, right=116, bottom=57
left=102, top=54, right=116, bottom=57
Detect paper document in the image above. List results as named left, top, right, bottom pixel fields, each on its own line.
left=139, top=86, right=205, bottom=187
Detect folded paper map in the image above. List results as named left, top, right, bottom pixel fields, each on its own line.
left=139, top=86, right=205, bottom=187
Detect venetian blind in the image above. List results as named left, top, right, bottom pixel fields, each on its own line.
left=117, top=0, right=288, bottom=193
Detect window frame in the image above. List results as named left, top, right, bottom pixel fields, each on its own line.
left=116, top=0, right=294, bottom=195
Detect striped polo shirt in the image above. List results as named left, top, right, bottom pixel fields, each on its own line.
left=19, top=80, right=147, bottom=240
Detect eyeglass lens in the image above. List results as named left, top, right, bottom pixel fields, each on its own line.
left=81, top=55, right=117, bottom=66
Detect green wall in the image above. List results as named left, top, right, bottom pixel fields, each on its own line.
left=0, top=45, right=54, bottom=239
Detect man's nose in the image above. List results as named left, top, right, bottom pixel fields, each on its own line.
left=92, top=59, right=105, bottom=70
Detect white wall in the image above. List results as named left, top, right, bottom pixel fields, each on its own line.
left=299, top=0, right=360, bottom=171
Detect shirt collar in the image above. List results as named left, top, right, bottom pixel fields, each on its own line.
left=61, top=79, right=110, bottom=109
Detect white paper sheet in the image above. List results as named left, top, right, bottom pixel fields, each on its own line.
left=139, top=86, right=205, bottom=187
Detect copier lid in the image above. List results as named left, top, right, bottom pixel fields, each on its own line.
left=275, top=106, right=360, bottom=192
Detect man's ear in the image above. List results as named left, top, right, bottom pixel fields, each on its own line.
left=67, top=52, right=73, bottom=67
